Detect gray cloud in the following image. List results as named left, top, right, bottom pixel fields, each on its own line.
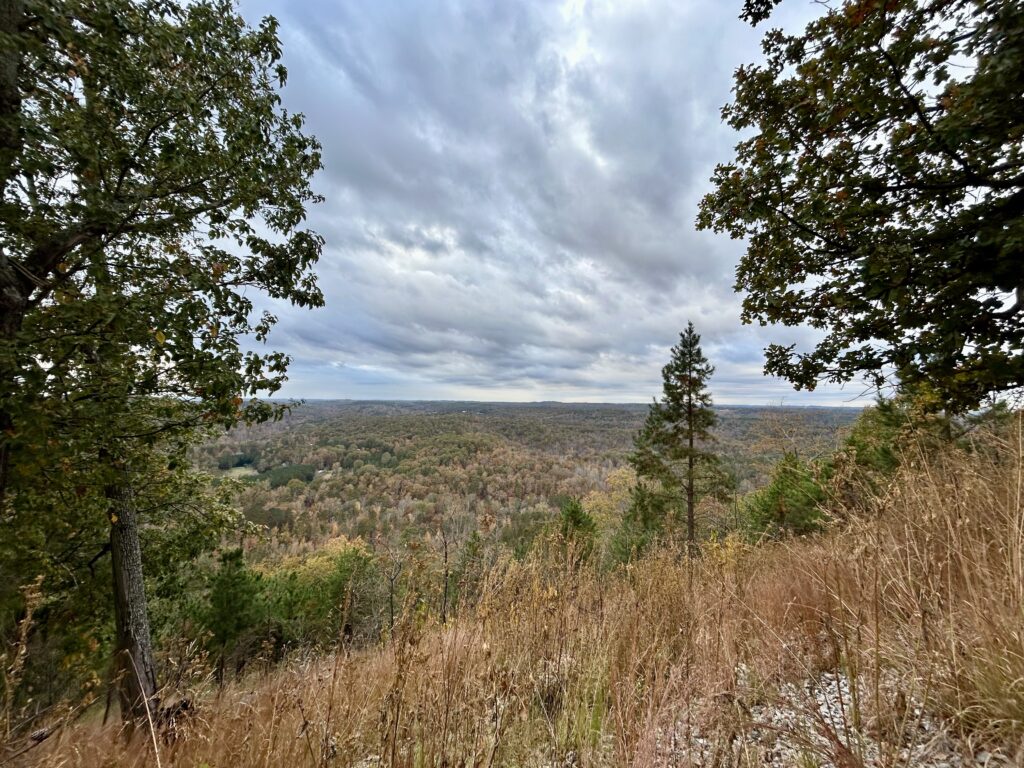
left=239, top=0, right=867, bottom=405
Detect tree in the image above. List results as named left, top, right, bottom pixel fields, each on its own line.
left=1, top=0, right=323, bottom=723
left=629, top=323, right=720, bottom=549
left=697, top=0, right=1024, bottom=413
left=1, top=0, right=323, bottom=492
left=558, top=497, right=596, bottom=564
left=744, top=453, right=827, bottom=537
left=0, top=414, right=239, bottom=718
left=203, top=549, right=263, bottom=684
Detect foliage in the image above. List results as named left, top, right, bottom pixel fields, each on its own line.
left=188, top=538, right=384, bottom=681
left=29, top=416, right=1024, bottom=765
left=498, top=505, right=551, bottom=560
left=0, top=400, right=858, bottom=713
left=0, top=431, right=240, bottom=709
left=264, top=463, right=316, bottom=489
left=218, top=450, right=259, bottom=470
left=0, top=0, right=322, bottom=720
left=746, top=393, right=947, bottom=537
left=2, top=0, right=324, bottom=472
left=203, top=549, right=263, bottom=680
left=841, top=398, right=910, bottom=474
left=559, top=497, right=596, bottom=540
left=260, top=538, right=379, bottom=648
left=202, top=401, right=853, bottom=564
left=559, top=497, right=596, bottom=562
left=744, top=452, right=827, bottom=537
left=698, top=0, right=1024, bottom=412
left=609, top=483, right=671, bottom=563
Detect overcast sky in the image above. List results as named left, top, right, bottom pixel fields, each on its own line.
left=238, top=0, right=870, bottom=406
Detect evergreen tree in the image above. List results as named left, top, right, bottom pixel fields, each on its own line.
left=559, top=497, right=596, bottom=563
left=745, top=453, right=827, bottom=537
left=629, top=322, right=720, bottom=549
left=204, top=549, right=263, bottom=684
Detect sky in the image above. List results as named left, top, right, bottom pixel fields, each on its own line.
left=237, top=0, right=872, bottom=407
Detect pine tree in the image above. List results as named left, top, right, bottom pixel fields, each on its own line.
left=629, top=322, right=719, bottom=549
left=204, top=549, right=263, bottom=684
left=559, top=497, right=596, bottom=563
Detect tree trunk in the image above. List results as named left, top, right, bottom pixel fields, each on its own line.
left=686, top=452, right=695, bottom=549
left=0, top=0, right=24, bottom=187
left=0, top=0, right=25, bottom=503
left=107, top=471, right=159, bottom=725
left=0, top=272, right=24, bottom=500
left=686, top=400, right=696, bottom=551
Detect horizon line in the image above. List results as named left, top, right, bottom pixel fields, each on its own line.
left=259, top=397, right=869, bottom=409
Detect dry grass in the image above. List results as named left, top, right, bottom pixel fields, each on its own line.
left=11, top=417, right=1024, bottom=766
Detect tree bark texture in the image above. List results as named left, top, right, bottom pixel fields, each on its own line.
left=0, top=0, right=23, bottom=187
left=0, top=0, right=25, bottom=502
left=108, top=474, right=159, bottom=724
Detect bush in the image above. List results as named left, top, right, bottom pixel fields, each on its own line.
left=262, top=539, right=380, bottom=647
left=609, top=483, right=672, bottom=562
left=744, top=452, right=827, bottom=537
left=202, top=549, right=264, bottom=681
left=559, top=497, right=596, bottom=562
left=497, top=506, right=550, bottom=559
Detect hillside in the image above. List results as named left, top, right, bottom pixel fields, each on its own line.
left=193, top=401, right=857, bottom=550
left=19, top=409, right=1023, bottom=767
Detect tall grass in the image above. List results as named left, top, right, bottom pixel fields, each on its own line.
left=11, top=416, right=1024, bottom=766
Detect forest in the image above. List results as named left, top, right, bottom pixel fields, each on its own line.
left=2, top=0, right=1023, bottom=766
left=1, top=399, right=861, bottom=712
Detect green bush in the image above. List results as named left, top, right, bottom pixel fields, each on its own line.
left=744, top=453, right=827, bottom=537
left=262, top=540, right=380, bottom=647
left=609, top=484, right=672, bottom=562
left=559, top=497, right=596, bottom=562
left=498, top=506, right=550, bottom=559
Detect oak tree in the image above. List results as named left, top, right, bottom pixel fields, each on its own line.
left=698, top=0, right=1024, bottom=412
left=0, top=0, right=323, bottom=722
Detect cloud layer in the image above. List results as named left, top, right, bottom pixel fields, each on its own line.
left=239, top=0, right=866, bottom=405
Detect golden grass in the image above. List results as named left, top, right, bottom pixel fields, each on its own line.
left=13, top=416, right=1024, bottom=766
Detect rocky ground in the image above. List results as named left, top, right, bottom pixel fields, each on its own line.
left=657, top=670, right=1019, bottom=768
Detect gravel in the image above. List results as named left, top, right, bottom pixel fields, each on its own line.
left=652, top=668, right=1017, bottom=767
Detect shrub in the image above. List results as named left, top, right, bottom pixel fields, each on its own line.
left=559, top=497, right=596, bottom=562
left=262, top=538, right=380, bottom=647
left=744, top=452, right=827, bottom=537
left=202, top=549, right=264, bottom=681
